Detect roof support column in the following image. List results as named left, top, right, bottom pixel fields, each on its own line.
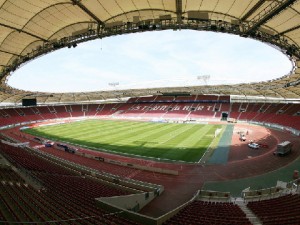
left=176, top=0, right=182, bottom=25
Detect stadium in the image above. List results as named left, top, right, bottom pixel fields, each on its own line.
left=0, top=1, right=300, bottom=225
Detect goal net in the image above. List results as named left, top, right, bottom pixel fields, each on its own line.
left=214, top=128, right=222, bottom=138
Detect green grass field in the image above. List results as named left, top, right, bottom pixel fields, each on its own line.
left=24, top=119, right=224, bottom=162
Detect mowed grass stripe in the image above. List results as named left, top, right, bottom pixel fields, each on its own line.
left=133, top=124, right=187, bottom=146
left=127, top=123, right=182, bottom=144
left=149, top=124, right=196, bottom=147
left=42, top=120, right=150, bottom=141
left=48, top=120, right=143, bottom=140
left=98, top=122, right=168, bottom=144
left=24, top=120, right=220, bottom=162
left=46, top=120, right=139, bottom=134
left=160, top=124, right=202, bottom=147
left=175, top=125, right=216, bottom=149
left=32, top=121, right=98, bottom=138
left=121, top=124, right=192, bottom=157
left=75, top=122, right=150, bottom=142
left=65, top=120, right=137, bottom=138
left=159, top=125, right=215, bottom=161
left=99, top=123, right=163, bottom=141
left=175, top=125, right=221, bottom=162
left=116, top=123, right=179, bottom=145
left=191, top=125, right=218, bottom=149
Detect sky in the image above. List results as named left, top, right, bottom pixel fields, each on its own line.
left=7, top=30, right=292, bottom=93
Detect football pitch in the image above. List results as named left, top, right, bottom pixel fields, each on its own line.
left=24, top=120, right=225, bottom=162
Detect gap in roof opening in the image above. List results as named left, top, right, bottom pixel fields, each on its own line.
left=7, top=30, right=292, bottom=93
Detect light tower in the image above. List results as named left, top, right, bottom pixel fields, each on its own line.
left=108, top=82, right=119, bottom=89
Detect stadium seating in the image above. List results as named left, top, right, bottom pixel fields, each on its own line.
left=141, top=103, right=173, bottom=118
left=247, top=194, right=300, bottom=225
left=96, top=104, right=118, bottom=116
left=120, top=103, right=153, bottom=117
left=54, top=105, right=71, bottom=118
left=229, top=102, right=300, bottom=130
left=163, top=200, right=251, bottom=225
left=36, top=106, right=57, bottom=120
left=36, top=144, right=147, bottom=178
left=218, top=96, right=231, bottom=102
left=0, top=96, right=299, bottom=225
left=20, top=107, right=44, bottom=122
left=162, top=103, right=193, bottom=119
left=175, top=95, right=197, bottom=101
left=189, top=103, right=216, bottom=119
left=0, top=143, right=140, bottom=225
left=0, top=97, right=299, bottom=131
left=154, top=96, right=175, bottom=102
left=71, top=104, right=84, bottom=117
left=84, top=104, right=98, bottom=116
left=195, top=95, right=219, bottom=101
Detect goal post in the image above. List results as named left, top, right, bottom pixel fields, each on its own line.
left=214, top=128, right=222, bottom=138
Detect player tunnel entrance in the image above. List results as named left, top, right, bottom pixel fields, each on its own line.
left=221, top=112, right=228, bottom=121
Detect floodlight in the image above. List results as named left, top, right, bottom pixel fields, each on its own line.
left=197, top=75, right=210, bottom=85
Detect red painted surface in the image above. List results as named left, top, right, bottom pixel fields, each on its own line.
left=3, top=121, right=299, bottom=217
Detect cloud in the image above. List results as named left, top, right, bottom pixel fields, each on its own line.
left=8, top=30, right=292, bottom=92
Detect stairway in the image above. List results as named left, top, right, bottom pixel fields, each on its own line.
left=235, top=198, right=262, bottom=225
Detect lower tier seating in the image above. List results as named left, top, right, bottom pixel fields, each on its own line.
left=163, top=200, right=251, bottom=225
left=0, top=143, right=140, bottom=225
left=247, top=194, right=300, bottom=225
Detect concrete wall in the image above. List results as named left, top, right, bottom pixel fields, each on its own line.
left=96, top=194, right=158, bottom=225
left=97, top=192, right=156, bottom=212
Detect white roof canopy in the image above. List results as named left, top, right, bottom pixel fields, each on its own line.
left=0, top=0, right=299, bottom=104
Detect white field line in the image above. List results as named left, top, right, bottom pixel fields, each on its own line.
left=198, top=127, right=224, bottom=164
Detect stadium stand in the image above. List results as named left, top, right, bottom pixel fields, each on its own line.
left=163, top=200, right=251, bottom=225
left=154, top=96, right=175, bottom=102
left=21, top=107, right=44, bottom=122
left=0, top=95, right=299, bottom=225
left=54, top=105, right=71, bottom=118
left=175, top=95, right=197, bottom=101
left=0, top=142, right=141, bottom=225
left=162, top=103, right=194, bottom=119
left=37, top=143, right=154, bottom=178
left=70, top=104, right=84, bottom=117
left=247, top=194, right=300, bottom=225
left=0, top=1, right=300, bottom=224
left=36, top=106, right=56, bottom=120
left=0, top=96, right=299, bottom=132
left=189, top=103, right=217, bottom=119
left=84, top=104, right=99, bottom=116
left=229, top=102, right=300, bottom=131
left=195, top=95, right=218, bottom=101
